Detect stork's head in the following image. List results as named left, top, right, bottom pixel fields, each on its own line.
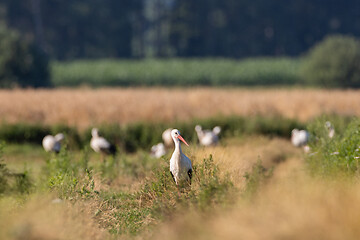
left=291, top=128, right=299, bottom=136
left=195, top=125, right=202, bottom=132
left=213, top=126, right=221, bottom=135
left=325, top=121, right=333, bottom=129
left=171, top=129, right=189, bottom=146
left=54, top=133, right=65, bottom=142
left=91, top=128, right=99, bottom=138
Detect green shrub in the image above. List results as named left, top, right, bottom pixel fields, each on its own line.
left=0, top=143, right=33, bottom=195
left=0, top=25, right=50, bottom=88
left=306, top=117, right=360, bottom=177
left=0, top=123, right=49, bottom=144
left=243, top=159, right=273, bottom=198
left=301, top=35, right=360, bottom=88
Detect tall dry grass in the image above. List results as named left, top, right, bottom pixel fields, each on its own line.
left=152, top=177, right=360, bottom=240
left=152, top=137, right=360, bottom=240
left=150, top=137, right=360, bottom=240
left=189, top=136, right=303, bottom=189
left=0, top=195, right=108, bottom=240
left=0, top=88, right=360, bottom=128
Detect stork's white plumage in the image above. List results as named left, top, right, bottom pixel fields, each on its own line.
left=42, top=133, right=65, bottom=153
left=195, top=125, right=221, bottom=146
left=291, top=129, right=309, bottom=147
left=325, top=121, right=335, bottom=138
left=151, top=143, right=167, bottom=158
left=169, top=129, right=192, bottom=185
left=162, top=128, right=173, bottom=147
left=90, top=128, right=116, bottom=156
left=291, top=129, right=310, bottom=152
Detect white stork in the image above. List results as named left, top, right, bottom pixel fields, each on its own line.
left=162, top=128, right=173, bottom=147
left=90, top=128, right=116, bottom=158
left=42, top=133, right=65, bottom=153
left=195, top=125, right=221, bottom=146
left=150, top=142, right=167, bottom=158
left=325, top=121, right=335, bottom=138
left=169, top=129, right=192, bottom=186
left=291, top=129, right=310, bottom=152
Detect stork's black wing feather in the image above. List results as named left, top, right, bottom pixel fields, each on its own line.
left=108, top=144, right=117, bottom=156
left=100, top=144, right=117, bottom=156
left=170, top=171, right=176, bottom=183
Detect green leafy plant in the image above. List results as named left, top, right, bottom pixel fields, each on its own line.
left=243, top=159, right=273, bottom=198
left=306, top=117, right=360, bottom=177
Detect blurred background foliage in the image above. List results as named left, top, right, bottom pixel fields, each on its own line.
left=0, top=25, right=49, bottom=87
left=0, top=0, right=360, bottom=87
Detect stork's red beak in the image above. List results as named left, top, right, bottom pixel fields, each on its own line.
left=178, top=135, right=189, bottom=146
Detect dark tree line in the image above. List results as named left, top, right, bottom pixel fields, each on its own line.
left=1, top=0, right=360, bottom=60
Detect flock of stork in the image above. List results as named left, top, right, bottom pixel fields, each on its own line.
left=290, top=121, right=335, bottom=153
left=42, top=125, right=221, bottom=185
left=42, top=121, right=335, bottom=186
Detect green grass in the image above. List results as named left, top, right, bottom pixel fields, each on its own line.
left=51, top=58, right=302, bottom=87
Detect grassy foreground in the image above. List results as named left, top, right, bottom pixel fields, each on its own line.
left=2, top=114, right=360, bottom=239
left=0, top=136, right=300, bottom=239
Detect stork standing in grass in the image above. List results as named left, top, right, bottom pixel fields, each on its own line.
left=195, top=125, right=221, bottom=146
left=42, top=133, right=65, bottom=153
left=325, top=121, right=335, bottom=139
left=162, top=128, right=173, bottom=147
left=90, top=128, right=116, bottom=160
left=150, top=142, right=167, bottom=158
left=291, top=128, right=310, bottom=152
left=169, top=129, right=192, bottom=186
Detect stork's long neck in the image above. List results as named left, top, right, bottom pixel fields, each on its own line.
left=173, top=138, right=183, bottom=169
left=196, top=130, right=203, bottom=140
left=174, top=139, right=182, bottom=154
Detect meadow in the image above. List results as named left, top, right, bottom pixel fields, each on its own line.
left=1, top=88, right=360, bottom=239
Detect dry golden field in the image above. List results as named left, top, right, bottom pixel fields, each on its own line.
left=0, top=87, right=360, bottom=128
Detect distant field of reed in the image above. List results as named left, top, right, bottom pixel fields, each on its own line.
left=0, top=88, right=359, bottom=129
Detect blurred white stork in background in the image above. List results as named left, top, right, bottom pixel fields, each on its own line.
left=90, top=128, right=117, bottom=159
left=195, top=125, right=221, bottom=146
left=325, top=121, right=335, bottom=138
left=291, top=129, right=310, bottom=152
left=169, top=129, right=192, bottom=186
left=162, top=128, right=173, bottom=147
left=42, top=133, right=65, bottom=153
left=150, top=142, right=167, bottom=158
